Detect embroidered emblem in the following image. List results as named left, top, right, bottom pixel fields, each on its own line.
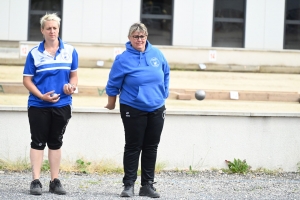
left=126, top=112, right=130, bottom=117
left=150, top=57, right=160, bottom=67
left=61, top=51, right=70, bottom=60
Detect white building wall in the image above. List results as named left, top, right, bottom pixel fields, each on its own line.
left=1, top=108, right=300, bottom=172
left=245, top=0, right=266, bottom=49
left=263, top=0, right=285, bottom=50
left=0, top=0, right=291, bottom=51
left=0, top=0, right=28, bottom=41
left=0, top=0, right=10, bottom=40
left=63, top=0, right=140, bottom=44
left=173, top=0, right=213, bottom=47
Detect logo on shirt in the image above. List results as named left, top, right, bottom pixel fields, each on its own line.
left=40, top=57, right=45, bottom=63
left=150, top=57, right=160, bottom=67
left=61, top=52, right=70, bottom=60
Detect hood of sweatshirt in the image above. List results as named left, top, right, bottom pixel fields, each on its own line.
left=125, top=40, right=152, bottom=66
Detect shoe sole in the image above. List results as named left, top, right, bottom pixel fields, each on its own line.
left=49, top=189, right=66, bottom=195
left=139, top=193, right=160, bottom=198
left=120, top=192, right=134, bottom=197
left=30, top=191, right=42, bottom=195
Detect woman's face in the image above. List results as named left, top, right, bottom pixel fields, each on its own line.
left=41, top=20, right=59, bottom=42
left=128, top=31, right=147, bottom=52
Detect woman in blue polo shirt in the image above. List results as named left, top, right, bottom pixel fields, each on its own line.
left=23, top=13, right=78, bottom=196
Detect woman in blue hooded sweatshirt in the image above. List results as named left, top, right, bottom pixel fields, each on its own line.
left=105, top=22, right=170, bottom=198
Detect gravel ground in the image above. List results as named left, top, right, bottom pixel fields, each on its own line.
left=1, top=171, right=300, bottom=199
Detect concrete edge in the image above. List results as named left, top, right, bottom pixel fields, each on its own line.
left=1, top=82, right=299, bottom=102
left=1, top=106, right=300, bottom=117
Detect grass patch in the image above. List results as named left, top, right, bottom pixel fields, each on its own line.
left=252, top=167, right=283, bottom=175
left=0, top=158, right=167, bottom=175
left=0, top=158, right=30, bottom=172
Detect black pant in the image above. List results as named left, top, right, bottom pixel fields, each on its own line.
left=28, top=105, right=71, bottom=150
left=120, top=104, right=166, bottom=186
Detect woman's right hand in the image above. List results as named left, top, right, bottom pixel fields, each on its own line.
left=105, top=96, right=117, bottom=110
left=105, top=103, right=115, bottom=110
left=41, top=91, right=60, bottom=103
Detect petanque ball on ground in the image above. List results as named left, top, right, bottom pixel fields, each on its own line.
left=195, top=90, right=206, bottom=100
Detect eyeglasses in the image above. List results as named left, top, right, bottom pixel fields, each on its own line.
left=132, top=35, right=147, bottom=40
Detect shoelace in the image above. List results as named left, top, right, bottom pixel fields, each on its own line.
left=147, top=181, right=157, bottom=191
left=33, top=180, right=42, bottom=188
left=122, top=184, right=132, bottom=190
left=52, top=179, right=62, bottom=187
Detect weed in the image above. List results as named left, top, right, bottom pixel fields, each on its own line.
left=253, top=167, right=283, bottom=175
left=225, top=158, right=250, bottom=174
left=41, top=160, right=50, bottom=172
left=0, top=157, right=167, bottom=175
left=88, top=159, right=123, bottom=174
left=297, top=162, right=300, bottom=172
left=76, top=159, right=91, bottom=174
left=186, top=165, right=198, bottom=175
left=0, top=158, right=30, bottom=172
left=155, top=162, right=167, bottom=173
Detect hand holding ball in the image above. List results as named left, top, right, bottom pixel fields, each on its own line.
left=64, top=83, right=75, bottom=95
left=195, top=90, right=206, bottom=101
left=50, top=93, right=60, bottom=100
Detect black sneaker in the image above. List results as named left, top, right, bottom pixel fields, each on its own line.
left=49, top=178, right=66, bottom=195
left=30, top=179, right=42, bottom=195
left=120, top=184, right=134, bottom=197
left=139, top=181, right=160, bottom=198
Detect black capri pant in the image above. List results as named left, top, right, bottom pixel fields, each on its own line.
left=28, top=105, right=71, bottom=150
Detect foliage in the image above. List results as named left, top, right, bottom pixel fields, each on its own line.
left=225, top=158, right=250, bottom=174
left=0, top=158, right=30, bottom=172
left=0, top=157, right=167, bottom=174
left=155, top=162, right=167, bottom=173
left=41, top=160, right=50, bottom=172
left=76, top=159, right=91, bottom=174
left=252, top=167, right=283, bottom=175
left=297, top=162, right=300, bottom=172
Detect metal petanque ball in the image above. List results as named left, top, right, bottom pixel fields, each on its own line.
left=195, top=90, right=206, bottom=101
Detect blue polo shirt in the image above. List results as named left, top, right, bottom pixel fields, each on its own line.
left=23, top=38, right=78, bottom=108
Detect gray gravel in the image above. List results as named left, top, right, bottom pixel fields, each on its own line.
left=1, top=170, right=300, bottom=199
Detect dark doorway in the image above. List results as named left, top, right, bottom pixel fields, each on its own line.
left=28, top=0, right=63, bottom=41
left=213, top=0, right=246, bottom=48
left=141, top=0, right=173, bottom=45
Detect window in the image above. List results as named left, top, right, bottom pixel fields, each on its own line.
left=141, top=0, right=173, bottom=45
left=213, top=0, right=246, bottom=48
left=28, top=0, right=63, bottom=41
left=284, top=0, right=300, bottom=49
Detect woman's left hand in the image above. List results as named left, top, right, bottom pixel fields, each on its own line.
left=63, top=83, right=76, bottom=95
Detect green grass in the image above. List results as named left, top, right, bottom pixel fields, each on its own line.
left=225, top=158, right=250, bottom=174
left=0, top=158, right=30, bottom=172
left=0, top=158, right=167, bottom=174
left=0, top=157, right=292, bottom=175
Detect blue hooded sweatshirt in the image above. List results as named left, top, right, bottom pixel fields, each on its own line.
left=105, top=41, right=170, bottom=112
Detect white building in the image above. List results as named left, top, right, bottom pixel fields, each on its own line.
left=1, top=0, right=300, bottom=69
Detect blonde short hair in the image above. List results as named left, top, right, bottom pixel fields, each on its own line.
left=40, top=13, right=61, bottom=29
left=128, top=22, right=148, bottom=37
